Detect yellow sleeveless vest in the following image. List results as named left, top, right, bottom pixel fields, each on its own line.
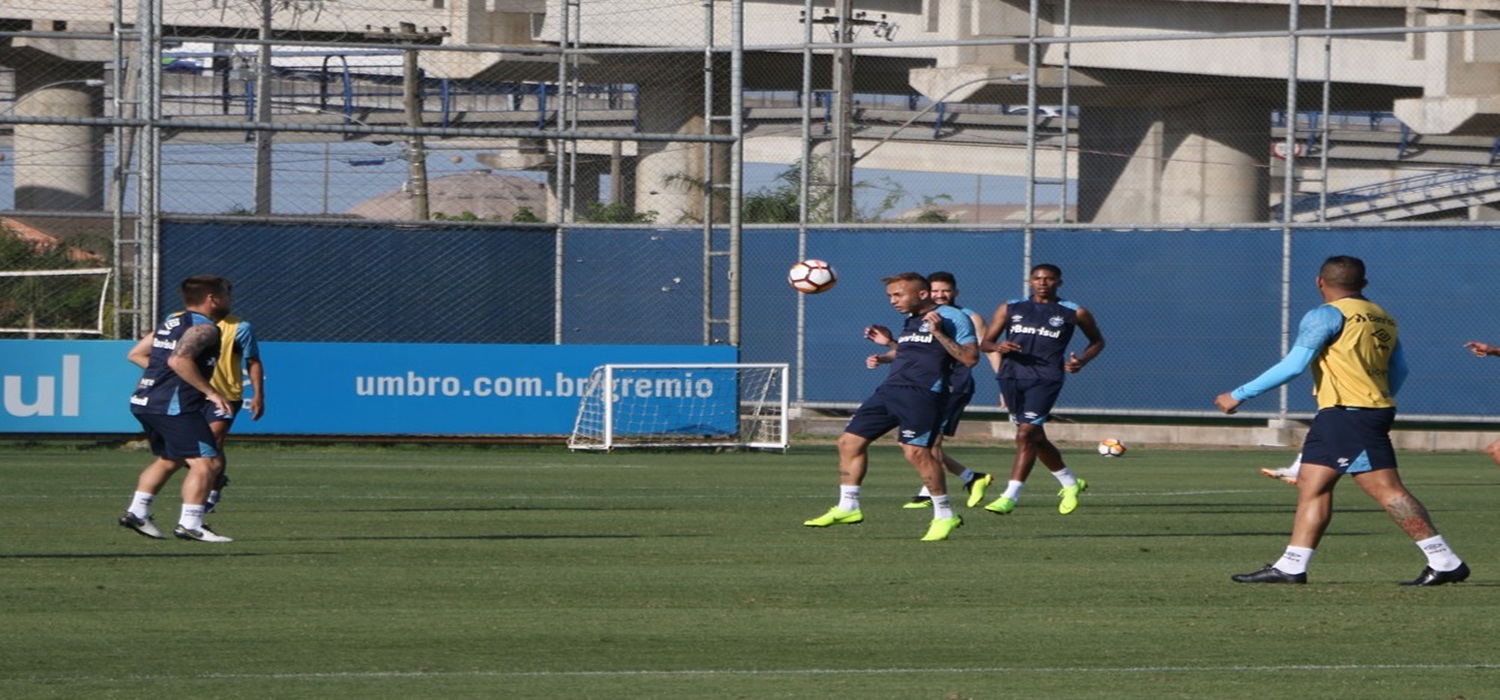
left=1311, top=298, right=1397, bottom=409
left=211, top=315, right=245, bottom=400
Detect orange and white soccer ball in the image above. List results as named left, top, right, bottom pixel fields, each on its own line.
left=788, top=259, right=838, bottom=294
left=1097, top=438, right=1127, bottom=457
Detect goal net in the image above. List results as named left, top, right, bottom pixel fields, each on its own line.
left=568, top=363, right=789, bottom=451
left=0, top=268, right=112, bottom=337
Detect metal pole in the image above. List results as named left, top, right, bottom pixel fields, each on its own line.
left=702, top=0, right=716, bottom=344
left=139, top=0, right=162, bottom=328
left=1023, top=0, right=1040, bottom=277
left=252, top=0, right=273, bottom=215
left=795, top=0, right=815, bottom=404
left=729, top=0, right=745, bottom=347
left=831, top=0, right=854, bottom=222
left=1278, top=0, right=1301, bottom=423
left=1317, top=0, right=1333, bottom=219
left=403, top=48, right=429, bottom=221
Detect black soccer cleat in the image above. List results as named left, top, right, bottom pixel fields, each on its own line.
left=1231, top=564, right=1307, bottom=584
left=1400, top=562, right=1470, bottom=587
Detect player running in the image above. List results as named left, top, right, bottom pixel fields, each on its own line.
left=803, top=272, right=979, bottom=541
left=892, top=271, right=997, bottom=510
left=1217, top=255, right=1468, bottom=585
left=119, top=275, right=236, bottom=543
left=980, top=263, right=1105, bottom=516
left=203, top=313, right=266, bottom=513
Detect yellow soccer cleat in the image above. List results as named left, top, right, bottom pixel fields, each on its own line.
left=1057, top=478, right=1089, bottom=515
left=920, top=515, right=963, bottom=541
left=803, top=507, right=864, bottom=527
left=965, top=473, right=994, bottom=508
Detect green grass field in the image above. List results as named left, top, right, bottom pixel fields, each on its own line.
left=3, top=440, right=1497, bottom=699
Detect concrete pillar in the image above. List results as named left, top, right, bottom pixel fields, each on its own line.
left=13, top=63, right=105, bottom=211
left=1079, top=100, right=1268, bottom=224
left=633, top=62, right=728, bottom=224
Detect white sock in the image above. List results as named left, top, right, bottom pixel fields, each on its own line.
left=837, top=485, right=861, bottom=512
left=1286, top=453, right=1303, bottom=477
left=931, top=494, right=954, bottom=519
left=1274, top=546, right=1315, bottom=575
left=128, top=491, right=155, bottom=518
left=1002, top=480, right=1025, bottom=501
left=915, top=486, right=932, bottom=498
left=1051, top=467, right=1078, bottom=488
left=957, top=468, right=977, bottom=483
left=1415, top=535, right=1463, bottom=571
left=179, top=504, right=206, bottom=531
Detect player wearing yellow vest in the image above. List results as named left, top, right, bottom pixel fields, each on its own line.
left=203, top=314, right=265, bottom=512
left=1214, top=256, right=1468, bottom=586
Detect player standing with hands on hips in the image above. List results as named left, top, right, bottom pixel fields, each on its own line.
left=980, top=263, right=1106, bottom=516
left=1216, top=255, right=1468, bottom=585
left=804, top=272, right=979, bottom=541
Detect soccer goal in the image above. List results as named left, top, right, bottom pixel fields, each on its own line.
left=567, top=363, right=789, bottom=451
left=0, top=268, right=112, bottom=337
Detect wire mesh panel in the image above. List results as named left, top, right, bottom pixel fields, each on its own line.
left=5, top=1, right=1500, bottom=423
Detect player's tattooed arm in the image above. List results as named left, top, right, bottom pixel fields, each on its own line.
left=925, top=311, right=978, bottom=367
left=172, top=324, right=220, bottom=360
left=167, top=325, right=232, bottom=415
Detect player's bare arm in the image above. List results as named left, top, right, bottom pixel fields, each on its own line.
left=1463, top=341, right=1499, bottom=358
left=924, top=310, right=979, bottom=367
left=247, top=356, right=266, bottom=420
left=969, top=311, right=1001, bottom=373
left=168, top=325, right=231, bottom=415
left=1064, top=306, right=1107, bottom=373
left=864, top=324, right=895, bottom=347
left=979, top=301, right=1011, bottom=353
left=126, top=334, right=153, bottom=369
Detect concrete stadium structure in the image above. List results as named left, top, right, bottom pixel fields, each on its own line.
left=5, top=0, right=1500, bottom=223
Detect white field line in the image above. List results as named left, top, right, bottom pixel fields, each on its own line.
left=6, top=662, right=1500, bottom=685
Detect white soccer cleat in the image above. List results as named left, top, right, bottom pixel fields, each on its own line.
left=119, top=512, right=167, bottom=539
left=173, top=524, right=234, bottom=543
left=1258, top=467, right=1298, bottom=485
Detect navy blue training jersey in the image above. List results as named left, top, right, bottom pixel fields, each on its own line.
left=885, top=305, right=977, bottom=392
left=947, top=305, right=981, bottom=395
left=996, top=298, right=1080, bottom=383
left=129, top=311, right=221, bottom=416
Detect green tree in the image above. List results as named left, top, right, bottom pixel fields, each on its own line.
left=578, top=202, right=658, bottom=224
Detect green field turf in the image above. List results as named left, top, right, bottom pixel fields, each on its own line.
left=2, top=440, right=1497, bottom=699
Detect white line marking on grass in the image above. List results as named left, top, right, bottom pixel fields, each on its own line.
left=8, top=662, right=1500, bottom=685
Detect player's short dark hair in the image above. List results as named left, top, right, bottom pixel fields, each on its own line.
left=1319, top=256, right=1367, bottom=291
left=180, top=275, right=232, bottom=305
left=928, top=271, right=957, bottom=287
left=881, top=271, right=929, bottom=290
left=1030, top=263, right=1062, bottom=278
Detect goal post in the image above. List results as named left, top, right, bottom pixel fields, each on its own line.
left=567, top=363, right=789, bottom=451
left=0, top=268, right=113, bottom=337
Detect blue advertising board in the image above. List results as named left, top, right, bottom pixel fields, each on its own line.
left=0, top=341, right=736, bottom=435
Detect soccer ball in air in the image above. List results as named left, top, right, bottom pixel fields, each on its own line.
left=788, top=259, right=838, bottom=294
left=1097, top=439, right=1127, bottom=457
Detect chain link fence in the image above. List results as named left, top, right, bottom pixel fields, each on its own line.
left=4, top=1, right=1500, bottom=418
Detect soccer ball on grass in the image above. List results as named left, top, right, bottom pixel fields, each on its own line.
left=1097, top=439, right=1127, bottom=457
left=788, top=259, right=838, bottom=294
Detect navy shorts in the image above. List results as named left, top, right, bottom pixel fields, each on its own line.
left=134, top=413, right=221, bottom=460
left=998, top=377, right=1064, bottom=426
left=204, top=399, right=244, bottom=425
left=844, top=385, right=946, bottom=447
left=940, top=390, right=975, bottom=437
left=1301, top=406, right=1397, bottom=474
